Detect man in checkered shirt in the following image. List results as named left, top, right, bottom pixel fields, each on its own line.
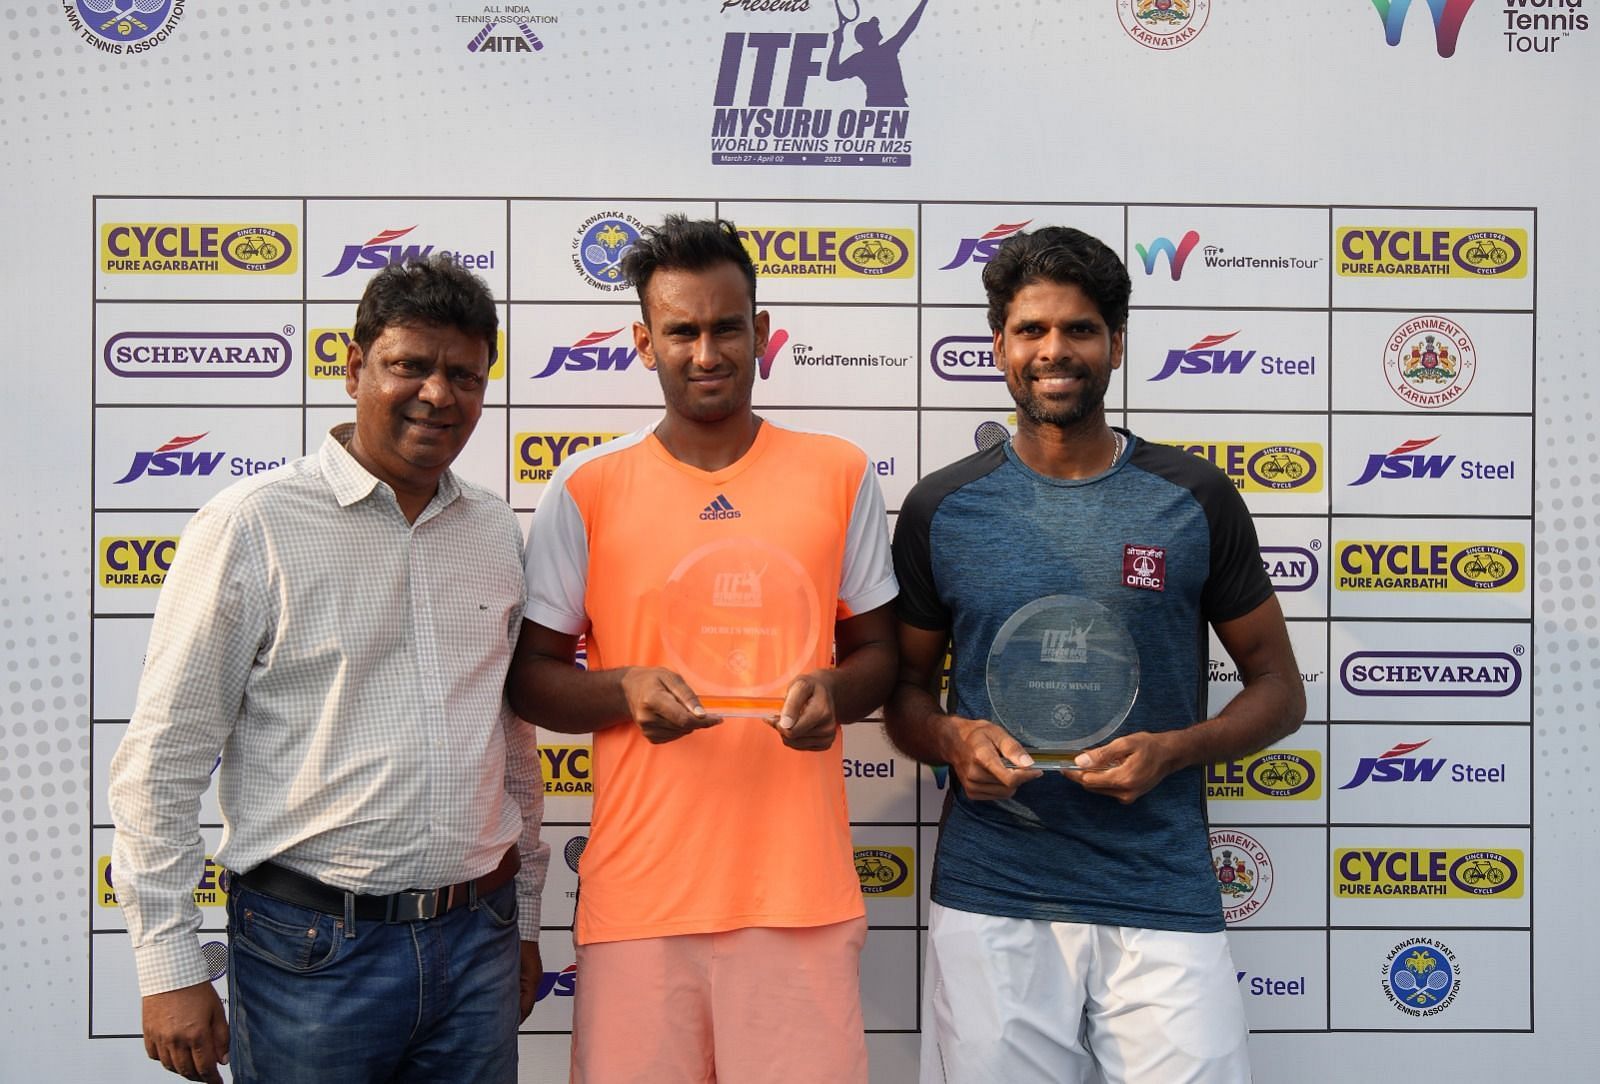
left=109, top=256, right=548, bottom=1084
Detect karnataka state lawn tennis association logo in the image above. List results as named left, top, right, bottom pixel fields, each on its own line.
left=1210, top=830, right=1274, bottom=923
left=1382, top=937, right=1461, bottom=1016
left=710, top=0, right=929, bottom=166
left=64, top=0, right=185, bottom=53
left=573, top=213, right=644, bottom=291
left=1117, top=0, right=1211, bottom=51
left=1384, top=316, right=1476, bottom=409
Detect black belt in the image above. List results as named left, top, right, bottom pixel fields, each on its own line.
left=229, top=848, right=519, bottom=923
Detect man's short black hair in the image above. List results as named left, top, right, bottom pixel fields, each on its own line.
left=352, top=254, right=499, bottom=364
left=982, top=227, right=1131, bottom=335
left=621, top=215, right=758, bottom=321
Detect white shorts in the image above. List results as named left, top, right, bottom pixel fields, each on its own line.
left=921, top=902, right=1251, bottom=1084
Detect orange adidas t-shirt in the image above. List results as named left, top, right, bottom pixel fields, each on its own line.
left=523, top=421, right=898, bottom=944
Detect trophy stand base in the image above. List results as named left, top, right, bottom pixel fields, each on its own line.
left=697, top=694, right=784, bottom=720
left=1003, top=752, right=1087, bottom=772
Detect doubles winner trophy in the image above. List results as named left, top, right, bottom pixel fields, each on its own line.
left=660, top=537, right=822, bottom=718
left=985, top=595, right=1140, bottom=769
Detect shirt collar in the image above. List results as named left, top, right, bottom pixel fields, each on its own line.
left=320, top=425, right=465, bottom=512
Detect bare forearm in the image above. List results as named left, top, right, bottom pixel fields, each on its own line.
left=884, top=680, right=960, bottom=765
left=508, top=658, right=633, bottom=734
left=825, top=639, right=898, bottom=724
left=1157, top=671, right=1305, bottom=773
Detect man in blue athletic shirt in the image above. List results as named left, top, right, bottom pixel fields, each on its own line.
left=886, top=226, right=1305, bottom=1084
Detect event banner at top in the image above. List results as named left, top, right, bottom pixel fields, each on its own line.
left=710, top=0, right=932, bottom=166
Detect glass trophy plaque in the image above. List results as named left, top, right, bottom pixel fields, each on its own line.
left=659, top=538, right=822, bottom=718
left=984, top=595, right=1140, bottom=769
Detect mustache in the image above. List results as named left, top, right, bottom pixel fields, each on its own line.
left=1027, top=362, right=1093, bottom=380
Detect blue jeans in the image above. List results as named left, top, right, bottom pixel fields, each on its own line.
left=225, top=877, right=521, bottom=1084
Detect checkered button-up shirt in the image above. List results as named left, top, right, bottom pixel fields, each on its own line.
left=109, top=431, right=548, bottom=996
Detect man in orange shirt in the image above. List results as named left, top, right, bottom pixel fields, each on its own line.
left=508, top=215, right=898, bottom=1082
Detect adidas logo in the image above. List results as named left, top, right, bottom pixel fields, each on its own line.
left=699, top=494, right=742, bottom=521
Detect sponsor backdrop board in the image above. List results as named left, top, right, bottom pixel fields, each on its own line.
left=4, top=1, right=1592, bottom=1080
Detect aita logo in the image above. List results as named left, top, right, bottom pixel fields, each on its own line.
left=940, top=221, right=1031, bottom=270
left=115, top=434, right=223, bottom=485
left=1368, top=0, right=1480, bottom=58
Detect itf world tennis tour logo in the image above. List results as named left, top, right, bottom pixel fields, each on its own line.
left=1368, top=0, right=1591, bottom=57
left=1117, top=1, right=1211, bottom=51
left=64, top=0, right=185, bottom=53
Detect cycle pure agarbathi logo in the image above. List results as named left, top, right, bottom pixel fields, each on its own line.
left=65, top=0, right=185, bottom=53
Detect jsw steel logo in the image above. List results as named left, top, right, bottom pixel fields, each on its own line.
left=939, top=220, right=1031, bottom=270
left=1349, top=436, right=1454, bottom=486
left=114, top=434, right=224, bottom=485
left=325, top=226, right=432, bottom=277
left=1339, top=739, right=1447, bottom=789
left=1149, top=331, right=1254, bottom=381
left=532, top=329, right=638, bottom=379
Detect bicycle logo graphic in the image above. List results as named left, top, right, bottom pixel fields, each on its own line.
left=234, top=236, right=278, bottom=263
left=1460, top=237, right=1507, bottom=267
left=1246, top=446, right=1316, bottom=490
left=1451, top=545, right=1518, bottom=590
left=221, top=227, right=293, bottom=272
left=849, top=238, right=897, bottom=265
left=854, top=849, right=908, bottom=893
left=1246, top=753, right=1314, bottom=796
left=1451, top=231, right=1522, bottom=276
left=1256, top=453, right=1304, bottom=483
left=838, top=231, right=908, bottom=275
left=1255, top=761, right=1302, bottom=789
left=1448, top=850, right=1518, bottom=895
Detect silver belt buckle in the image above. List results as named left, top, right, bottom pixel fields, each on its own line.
left=388, top=888, right=441, bottom=922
